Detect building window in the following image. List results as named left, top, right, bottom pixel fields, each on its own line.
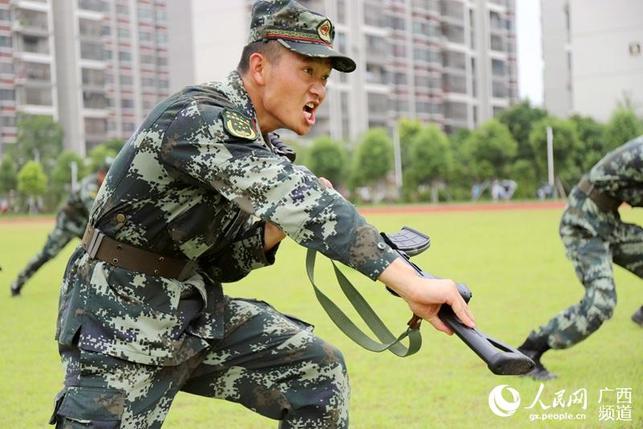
left=83, top=91, right=110, bottom=109
left=0, top=9, right=12, bottom=21
left=82, top=68, right=106, bottom=87
left=80, top=41, right=104, bottom=61
left=0, top=62, right=14, bottom=74
left=0, top=88, right=15, bottom=102
left=84, top=118, right=108, bottom=135
left=22, top=87, right=53, bottom=106
left=118, top=50, right=131, bottom=62
left=0, top=36, right=11, bottom=49
left=79, top=0, right=106, bottom=12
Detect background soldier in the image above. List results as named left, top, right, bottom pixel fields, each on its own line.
left=518, top=136, right=643, bottom=380
left=9, top=163, right=109, bottom=296
left=49, top=1, right=474, bottom=428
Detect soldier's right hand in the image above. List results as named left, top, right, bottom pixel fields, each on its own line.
left=378, top=258, right=476, bottom=335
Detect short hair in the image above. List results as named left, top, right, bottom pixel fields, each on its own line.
left=237, top=40, right=284, bottom=74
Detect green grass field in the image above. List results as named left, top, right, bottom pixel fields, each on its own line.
left=0, top=206, right=641, bottom=428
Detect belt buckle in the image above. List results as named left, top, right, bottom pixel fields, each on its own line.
left=87, top=229, right=105, bottom=258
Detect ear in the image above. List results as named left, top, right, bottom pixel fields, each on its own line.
left=248, top=52, right=268, bottom=86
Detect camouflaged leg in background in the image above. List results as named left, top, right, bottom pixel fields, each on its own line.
left=529, top=211, right=643, bottom=350
left=50, top=298, right=349, bottom=428
left=10, top=221, right=78, bottom=293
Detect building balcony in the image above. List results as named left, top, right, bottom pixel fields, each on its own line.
left=10, top=0, right=48, bottom=13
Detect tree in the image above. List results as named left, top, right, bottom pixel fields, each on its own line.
left=351, top=128, right=393, bottom=187
left=87, top=141, right=121, bottom=172
left=569, top=114, right=608, bottom=171
left=305, top=136, right=349, bottom=186
left=403, top=124, right=453, bottom=202
left=528, top=117, right=582, bottom=188
left=463, top=119, right=518, bottom=179
left=51, top=150, right=86, bottom=198
left=102, top=138, right=125, bottom=154
left=10, top=115, right=64, bottom=168
left=17, top=161, right=48, bottom=213
left=0, top=154, right=18, bottom=195
left=398, top=119, right=423, bottom=170
left=497, top=100, right=547, bottom=160
left=605, top=107, right=642, bottom=151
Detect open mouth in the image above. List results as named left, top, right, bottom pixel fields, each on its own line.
left=303, top=102, right=317, bottom=125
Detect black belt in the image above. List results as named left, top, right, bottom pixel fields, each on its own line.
left=577, top=177, right=621, bottom=212
left=81, top=225, right=196, bottom=281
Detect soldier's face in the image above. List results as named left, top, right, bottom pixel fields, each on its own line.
left=262, top=50, right=331, bottom=135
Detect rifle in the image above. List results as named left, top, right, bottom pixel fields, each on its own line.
left=306, top=226, right=535, bottom=376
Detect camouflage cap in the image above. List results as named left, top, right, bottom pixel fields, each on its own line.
left=248, top=0, right=356, bottom=73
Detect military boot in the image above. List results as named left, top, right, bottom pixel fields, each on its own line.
left=518, top=335, right=556, bottom=381
left=632, top=306, right=643, bottom=327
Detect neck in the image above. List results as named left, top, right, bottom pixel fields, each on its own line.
left=240, top=72, right=277, bottom=134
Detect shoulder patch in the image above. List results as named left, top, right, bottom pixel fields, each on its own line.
left=222, top=109, right=257, bottom=140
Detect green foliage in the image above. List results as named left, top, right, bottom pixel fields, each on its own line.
left=285, top=139, right=310, bottom=166
left=462, top=119, right=517, bottom=179
left=529, top=117, right=582, bottom=188
left=569, top=114, right=608, bottom=171
left=10, top=115, right=64, bottom=168
left=87, top=141, right=121, bottom=172
left=17, top=160, right=48, bottom=197
left=0, top=154, right=18, bottom=194
left=305, top=136, right=349, bottom=186
left=102, top=138, right=125, bottom=154
left=605, top=107, right=642, bottom=151
left=509, top=158, right=538, bottom=198
left=497, top=100, right=547, bottom=160
left=51, top=151, right=86, bottom=194
left=398, top=119, right=423, bottom=170
left=403, top=124, right=453, bottom=201
left=351, top=128, right=393, bottom=187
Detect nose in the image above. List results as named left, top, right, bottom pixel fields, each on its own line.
left=310, top=80, right=326, bottom=100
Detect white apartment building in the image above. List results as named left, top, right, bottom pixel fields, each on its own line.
left=167, top=0, right=518, bottom=141
left=542, top=0, right=643, bottom=121
left=0, top=0, right=170, bottom=156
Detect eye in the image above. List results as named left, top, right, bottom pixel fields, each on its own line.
left=303, top=67, right=313, bottom=75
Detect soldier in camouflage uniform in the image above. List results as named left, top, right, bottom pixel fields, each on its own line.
left=9, top=166, right=108, bottom=297
left=519, top=137, right=643, bottom=380
left=49, top=1, right=475, bottom=428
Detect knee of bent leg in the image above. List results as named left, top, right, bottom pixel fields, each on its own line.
left=306, top=339, right=349, bottom=391
left=585, top=281, right=617, bottom=328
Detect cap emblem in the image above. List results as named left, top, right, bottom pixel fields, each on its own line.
left=317, top=19, right=332, bottom=44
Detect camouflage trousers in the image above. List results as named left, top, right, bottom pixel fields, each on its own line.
left=50, top=298, right=349, bottom=428
left=530, top=192, right=643, bottom=349
left=11, top=213, right=84, bottom=292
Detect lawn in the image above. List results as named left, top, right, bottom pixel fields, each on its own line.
left=0, top=206, right=641, bottom=428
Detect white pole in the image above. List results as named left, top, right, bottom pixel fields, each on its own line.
left=393, top=123, right=403, bottom=193
left=70, top=160, right=78, bottom=192
left=546, top=126, right=554, bottom=187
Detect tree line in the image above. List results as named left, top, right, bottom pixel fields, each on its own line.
left=0, top=115, right=123, bottom=213
left=1, top=103, right=641, bottom=212
left=292, top=102, right=643, bottom=203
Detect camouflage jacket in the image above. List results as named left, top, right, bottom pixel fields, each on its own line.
left=586, top=136, right=642, bottom=208
left=56, top=71, right=399, bottom=366
left=57, top=174, right=100, bottom=237
left=563, top=136, right=642, bottom=238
